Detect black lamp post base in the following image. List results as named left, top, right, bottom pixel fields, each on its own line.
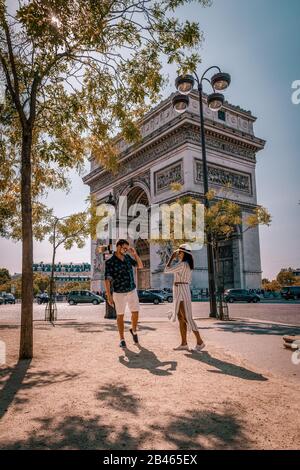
left=104, top=302, right=117, bottom=319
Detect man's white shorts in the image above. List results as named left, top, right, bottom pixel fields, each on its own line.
left=112, top=289, right=140, bottom=315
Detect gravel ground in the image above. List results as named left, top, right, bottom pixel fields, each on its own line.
left=0, top=310, right=299, bottom=450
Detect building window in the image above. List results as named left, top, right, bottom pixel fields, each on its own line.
left=218, top=110, right=226, bottom=122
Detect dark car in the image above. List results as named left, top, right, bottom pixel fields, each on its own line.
left=224, top=289, right=261, bottom=303
left=281, top=286, right=300, bottom=300
left=148, top=289, right=173, bottom=303
left=36, top=292, right=49, bottom=304
left=137, top=290, right=164, bottom=305
left=68, top=290, right=104, bottom=305
left=0, top=295, right=4, bottom=305
left=2, top=293, right=16, bottom=304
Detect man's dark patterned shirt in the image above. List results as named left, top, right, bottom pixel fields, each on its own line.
left=104, top=253, right=137, bottom=293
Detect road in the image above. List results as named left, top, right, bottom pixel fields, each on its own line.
left=1, top=300, right=300, bottom=325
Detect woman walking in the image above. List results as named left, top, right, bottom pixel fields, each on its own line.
left=164, top=244, right=205, bottom=352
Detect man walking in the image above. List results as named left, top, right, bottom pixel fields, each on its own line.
left=104, top=239, right=143, bottom=348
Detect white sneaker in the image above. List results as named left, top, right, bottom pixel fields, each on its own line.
left=193, top=343, right=205, bottom=352
left=173, top=345, right=190, bottom=351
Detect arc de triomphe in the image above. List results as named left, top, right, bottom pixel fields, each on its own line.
left=83, top=90, right=265, bottom=293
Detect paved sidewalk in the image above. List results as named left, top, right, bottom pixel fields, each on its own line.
left=0, top=316, right=299, bottom=450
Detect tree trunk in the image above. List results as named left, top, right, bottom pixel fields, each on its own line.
left=19, top=129, right=33, bottom=359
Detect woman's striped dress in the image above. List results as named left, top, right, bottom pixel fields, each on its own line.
left=164, top=261, right=198, bottom=332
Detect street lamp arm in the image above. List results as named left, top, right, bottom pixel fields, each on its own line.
left=199, top=65, right=221, bottom=84
left=201, top=77, right=215, bottom=92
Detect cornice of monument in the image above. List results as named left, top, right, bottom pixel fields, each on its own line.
left=87, top=91, right=262, bottom=163
left=148, top=90, right=257, bottom=121
left=83, top=116, right=264, bottom=189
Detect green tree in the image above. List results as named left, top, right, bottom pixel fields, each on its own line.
left=33, top=272, right=50, bottom=293
left=157, top=186, right=271, bottom=319
left=0, top=0, right=209, bottom=358
left=203, top=190, right=271, bottom=317
left=276, top=268, right=296, bottom=286
left=46, top=211, right=91, bottom=321
left=59, top=281, right=90, bottom=294
left=262, top=279, right=281, bottom=292
left=0, top=267, right=10, bottom=285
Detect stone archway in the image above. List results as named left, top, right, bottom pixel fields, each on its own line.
left=119, top=185, right=151, bottom=289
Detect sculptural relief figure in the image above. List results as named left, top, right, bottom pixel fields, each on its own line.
left=93, top=240, right=106, bottom=280
left=156, top=242, right=173, bottom=270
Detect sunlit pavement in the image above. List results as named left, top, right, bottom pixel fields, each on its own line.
left=0, top=302, right=299, bottom=383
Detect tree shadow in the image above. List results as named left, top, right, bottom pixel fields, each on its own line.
left=96, top=383, right=139, bottom=414
left=43, top=322, right=157, bottom=334
left=213, top=321, right=300, bottom=337
left=0, top=362, right=80, bottom=419
left=0, top=324, right=19, bottom=329
left=185, top=351, right=267, bottom=381
left=0, top=360, right=31, bottom=419
left=119, top=346, right=177, bottom=376
left=151, top=408, right=251, bottom=449
left=0, top=414, right=149, bottom=450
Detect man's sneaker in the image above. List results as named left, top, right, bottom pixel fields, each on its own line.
left=129, top=328, right=139, bottom=344
left=173, top=344, right=190, bottom=351
left=120, top=339, right=127, bottom=348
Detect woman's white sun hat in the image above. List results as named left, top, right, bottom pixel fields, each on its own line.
left=178, top=243, right=192, bottom=254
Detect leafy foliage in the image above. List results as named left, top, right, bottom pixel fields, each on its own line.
left=0, top=266, right=10, bottom=284
left=276, top=268, right=298, bottom=286
left=0, top=0, right=209, bottom=236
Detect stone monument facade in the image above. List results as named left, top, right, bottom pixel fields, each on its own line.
left=83, top=91, right=265, bottom=292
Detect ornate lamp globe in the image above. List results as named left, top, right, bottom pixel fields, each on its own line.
left=175, top=74, right=195, bottom=95
left=207, top=92, right=224, bottom=111
left=211, top=72, right=231, bottom=91
left=172, top=94, right=189, bottom=114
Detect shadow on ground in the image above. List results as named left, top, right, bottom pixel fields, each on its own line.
left=0, top=361, right=80, bottom=419
left=0, top=406, right=250, bottom=449
left=198, top=321, right=300, bottom=337
left=34, top=322, right=157, bottom=334
left=185, top=351, right=267, bottom=381
left=96, top=383, right=139, bottom=414
left=0, top=325, right=19, bottom=330
left=151, top=408, right=251, bottom=449
left=119, top=345, right=177, bottom=376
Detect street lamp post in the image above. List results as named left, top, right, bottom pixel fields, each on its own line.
left=172, top=68, right=231, bottom=318
left=104, top=192, right=117, bottom=319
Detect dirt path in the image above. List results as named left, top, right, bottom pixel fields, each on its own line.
left=0, top=319, right=299, bottom=449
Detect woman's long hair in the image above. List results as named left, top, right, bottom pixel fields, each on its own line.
left=181, top=251, right=194, bottom=270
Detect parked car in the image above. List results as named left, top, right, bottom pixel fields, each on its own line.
left=137, top=290, right=164, bottom=305
left=281, top=286, right=300, bottom=300
left=148, top=289, right=173, bottom=303
left=36, top=292, right=49, bottom=304
left=0, top=295, right=4, bottom=305
left=67, top=290, right=104, bottom=305
left=2, top=293, right=16, bottom=304
left=224, top=289, right=261, bottom=303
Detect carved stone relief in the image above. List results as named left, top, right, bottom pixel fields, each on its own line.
left=195, top=161, right=252, bottom=194
left=154, top=160, right=183, bottom=194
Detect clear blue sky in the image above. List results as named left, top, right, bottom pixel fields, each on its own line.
left=0, top=0, right=299, bottom=280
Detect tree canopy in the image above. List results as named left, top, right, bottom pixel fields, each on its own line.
left=0, top=0, right=210, bottom=237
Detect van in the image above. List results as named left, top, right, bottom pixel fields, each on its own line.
left=280, top=286, right=300, bottom=300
